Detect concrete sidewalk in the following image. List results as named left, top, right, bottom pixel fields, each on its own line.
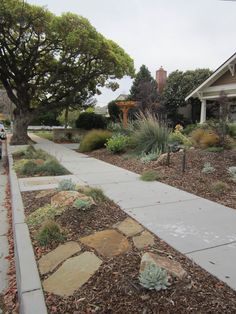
left=26, top=134, right=236, bottom=290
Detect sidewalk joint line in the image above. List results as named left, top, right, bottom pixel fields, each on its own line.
left=185, top=240, right=236, bottom=255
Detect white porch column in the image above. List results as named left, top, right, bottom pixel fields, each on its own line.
left=200, top=99, right=206, bottom=124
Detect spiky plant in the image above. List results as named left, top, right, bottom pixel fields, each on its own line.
left=139, top=263, right=170, bottom=291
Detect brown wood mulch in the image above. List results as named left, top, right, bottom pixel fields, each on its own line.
left=22, top=190, right=236, bottom=314
left=87, top=148, right=236, bottom=209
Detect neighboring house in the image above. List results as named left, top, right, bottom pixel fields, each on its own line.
left=94, top=105, right=109, bottom=117
left=116, top=94, right=129, bottom=101
left=185, top=52, right=236, bottom=123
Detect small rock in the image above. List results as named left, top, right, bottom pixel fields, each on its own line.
left=39, top=241, right=81, bottom=275
left=115, top=217, right=144, bottom=237
left=51, top=191, right=94, bottom=207
left=140, top=252, right=187, bottom=279
left=80, top=229, right=130, bottom=257
left=43, top=252, right=102, bottom=296
left=133, top=231, right=155, bottom=249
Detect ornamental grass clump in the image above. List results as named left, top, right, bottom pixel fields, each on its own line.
left=139, top=263, right=170, bottom=291
left=211, top=181, right=229, bottom=195
left=37, top=158, right=68, bottom=176
left=132, top=112, right=170, bottom=154
left=37, top=220, right=65, bottom=246
left=79, top=130, right=112, bottom=152
left=140, top=170, right=162, bottom=181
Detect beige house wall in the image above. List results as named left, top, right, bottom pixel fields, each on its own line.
left=211, top=70, right=236, bottom=86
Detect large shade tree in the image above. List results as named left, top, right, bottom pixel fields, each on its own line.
left=0, top=0, right=135, bottom=143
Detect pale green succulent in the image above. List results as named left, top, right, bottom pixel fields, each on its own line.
left=202, top=162, right=215, bottom=174
left=139, top=263, right=170, bottom=291
left=73, top=198, right=92, bottom=210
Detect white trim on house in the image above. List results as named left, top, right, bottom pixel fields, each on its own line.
left=185, top=52, right=236, bottom=101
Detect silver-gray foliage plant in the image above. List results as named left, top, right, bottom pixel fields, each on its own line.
left=139, top=263, right=170, bottom=291
left=140, top=149, right=160, bottom=164
left=202, top=162, right=215, bottom=174
left=57, top=179, right=76, bottom=191
left=228, top=166, right=236, bottom=181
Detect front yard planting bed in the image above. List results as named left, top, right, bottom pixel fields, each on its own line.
left=22, top=187, right=236, bottom=313
left=12, top=145, right=69, bottom=177
left=87, top=148, right=236, bottom=209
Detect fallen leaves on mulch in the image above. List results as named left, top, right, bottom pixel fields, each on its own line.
left=88, top=148, right=236, bottom=209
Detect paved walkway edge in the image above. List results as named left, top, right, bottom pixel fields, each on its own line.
left=7, top=143, right=48, bottom=314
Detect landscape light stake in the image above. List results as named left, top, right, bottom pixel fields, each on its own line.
left=167, top=145, right=171, bottom=167
left=182, top=148, right=186, bottom=173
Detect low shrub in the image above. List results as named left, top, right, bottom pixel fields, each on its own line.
left=106, top=134, right=130, bottom=154
left=79, top=130, right=112, bottom=152
left=57, top=179, right=76, bottom=191
left=228, top=123, right=236, bottom=139
left=140, top=170, right=162, bottom=181
left=206, top=146, right=224, bottom=153
left=202, top=162, right=215, bottom=174
left=182, top=124, right=198, bottom=135
left=37, top=220, right=65, bottom=246
left=26, top=204, right=65, bottom=228
left=168, top=131, right=192, bottom=147
left=140, top=150, right=160, bottom=164
left=139, top=263, right=170, bottom=291
left=211, top=181, right=229, bottom=195
left=132, top=112, right=170, bottom=154
left=75, top=112, right=107, bottom=130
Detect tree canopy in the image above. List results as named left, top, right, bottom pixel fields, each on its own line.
left=161, top=68, right=212, bottom=123
left=0, top=0, right=135, bottom=143
left=129, top=65, right=160, bottom=113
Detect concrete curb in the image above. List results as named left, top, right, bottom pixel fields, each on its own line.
left=7, top=143, right=48, bottom=314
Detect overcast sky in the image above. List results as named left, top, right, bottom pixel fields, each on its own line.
left=28, top=0, right=236, bottom=106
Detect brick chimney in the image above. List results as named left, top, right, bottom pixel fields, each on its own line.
left=156, top=66, right=167, bottom=94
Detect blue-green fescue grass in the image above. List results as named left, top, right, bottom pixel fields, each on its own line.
left=132, top=112, right=170, bottom=154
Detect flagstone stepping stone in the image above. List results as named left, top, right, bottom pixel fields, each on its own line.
left=140, top=252, right=187, bottom=279
left=115, top=217, right=144, bottom=237
left=51, top=191, right=94, bottom=208
left=80, top=230, right=130, bottom=257
left=43, top=252, right=102, bottom=297
left=133, top=231, right=155, bottom=249
left=38, top=241, right=81, bottom=275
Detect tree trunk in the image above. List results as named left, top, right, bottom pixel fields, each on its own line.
left=64, top=106, right=69, bottom=129
left=10, top=109, right=33, bottom=145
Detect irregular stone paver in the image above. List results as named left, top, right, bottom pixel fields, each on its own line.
left=80, top=230, right=130, bottom=257
left=115, top=217, right=144, bottom=237
left=39, top=241, right=81, bottom=275
left=43, top=252, right=102, bottom=296
left=133, top=231, right=155, bottom=249
left=140, top=252, right=187, bottom=279
left=51, top=191, right=94, bottom=207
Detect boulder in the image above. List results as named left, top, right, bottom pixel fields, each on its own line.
left=51, top=191, right=94, bottom=207
left=140, top=252, right=187, bottom=279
